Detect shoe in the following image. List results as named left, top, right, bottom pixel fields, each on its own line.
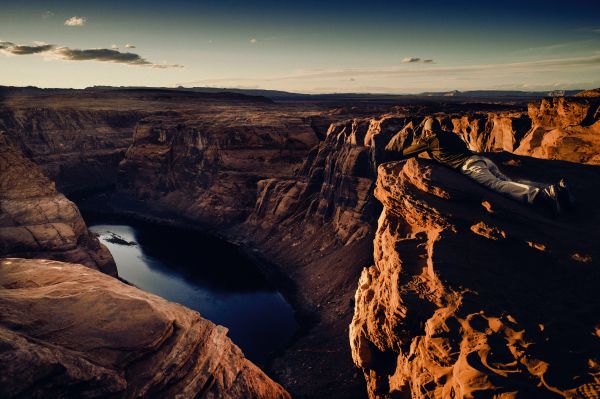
left=533, top=184, right=561, bottom=218
left=556, top=179, right=575, bottom=210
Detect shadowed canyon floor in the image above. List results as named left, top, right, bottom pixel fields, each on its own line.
left=1, top=87, right=599, bottom=398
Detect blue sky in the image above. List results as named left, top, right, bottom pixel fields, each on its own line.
left=1, top=0, right=599, bottom=92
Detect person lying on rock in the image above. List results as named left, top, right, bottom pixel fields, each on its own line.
left=371, top=117, right=573, bottom=216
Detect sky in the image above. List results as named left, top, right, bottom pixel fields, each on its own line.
left=1, top=0, right=599, bottom=93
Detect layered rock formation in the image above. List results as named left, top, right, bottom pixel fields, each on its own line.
left=350, top=155, right=600, bottom=398
left=0, top=107, right=143, bottom=194
left=5, top=86, right=598, bottom=398
left=113, top=96, right=600, bottom=397
left=515, top=96, right=600, bottom=164
left=0, top=135, right=116, bottom=275
left=450, top=113, right=531, bottom=153
left=440, top=93, right=600, bottom=164
left=117, top=111, right=322, bottom=227
left=0, top=257, right=290, bottom=399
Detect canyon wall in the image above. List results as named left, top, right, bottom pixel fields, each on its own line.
left=0, top=134, right=116, bottom=275
left=515, top=96, right=600, bottom=164
left=447, top=95, right=600, bottom=164
left=0, top=258, right=290, bottom=399
left=117, top=111, right=321, bottom=227
left=112, top=94, right=600, bottom=397
left=3, top=89, right=599, bottom=398
left=0, top=111, right=292, bottom=398
left=0, top=107, right=143, bottom=194
left=350, top=156, right=600, bottom=398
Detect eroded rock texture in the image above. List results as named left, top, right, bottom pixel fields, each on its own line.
left=515, top=96, right=600, bottom=164
left=451, top=113, right=531, bottom=153
left=0, top=258, right=290, bottom=399
left=118, top=111, right=321, bottom=227
left=350, top=156, right=600, bottom=398
left=0, top=135, right=116, bottom=275
left=0, top=107, right=143, bottom=193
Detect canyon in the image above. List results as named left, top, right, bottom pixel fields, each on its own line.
left=1, top=87, right=599, bottom=398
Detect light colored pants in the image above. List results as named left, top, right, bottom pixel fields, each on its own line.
left=461, top=155, right=544, bottom=204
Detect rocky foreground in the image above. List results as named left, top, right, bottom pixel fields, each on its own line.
left=350, top=156, right=600, bottom=398
left=0, top=258, right=289, bottom=398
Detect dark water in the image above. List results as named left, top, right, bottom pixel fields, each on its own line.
left=87, top=217, right=298, bottom=365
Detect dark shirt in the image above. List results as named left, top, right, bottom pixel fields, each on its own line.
left=383, top=130, right=473, bottom=169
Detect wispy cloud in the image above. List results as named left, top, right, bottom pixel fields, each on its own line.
left=0, top=40, right=182, bottom=68
left=576, top=26, right=600, bottom=34
left=264, top=54, right=600, bottom=81
left=42, top=11, right=54, bottom=19
left=179, top=54, right=600, bottom=93
left=64, top=16, right=86, bottom=26
left=0, top=41, right=53, bottom=55
left=111, top=44, right=119, bottom=49
left=401, top=57, right=435, bottom=64
left=125, top=43, right=136, bottom=49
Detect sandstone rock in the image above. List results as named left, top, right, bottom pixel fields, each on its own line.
left=0, top=258, right=290, bottom=399
left=247, top=116, right=378, bottom=246
left=0, top=135, right=116, bottom=275
left=515, top=96, right=600, bottom=164
left=0, top=107, right=143, bottom=194
left=451, top=113, right=531, bottom=153
left=117, top=111, right=321, bottom=227
left=350, top=155, right=600, bottom=398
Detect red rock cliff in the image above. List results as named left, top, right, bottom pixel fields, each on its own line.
left=350, top=155, right=600, bottom=398
left=515, top=96, right=600, bottom=164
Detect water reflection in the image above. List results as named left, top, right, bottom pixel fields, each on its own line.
left=88, top=219, right=297, bottom=365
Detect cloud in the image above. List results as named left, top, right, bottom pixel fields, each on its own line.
left=64, top=16, right=86, bottom=26
left=0, top=41, right=54, bottom=55
left=125, top=43, right=136, bottom=48
left=111, top=44, right=119, bottom=49
left=0, top=40, right=182, bottom=68
left=269, top=54, right=600, bottom=81
left=42, top=11, right=54, bottom=19
left=180, top=54, right=600, bottom=93
left=402, top=57, right=435, bottom=64
left=250, top=38, right=257, bottom=44
left=54, top=47, right=182, bottom=68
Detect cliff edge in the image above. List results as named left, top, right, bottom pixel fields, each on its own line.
left=0, top=135, right=116, bottom=275
left=351, top=155, right=600, bottom=398
left=0, top=258, right=289, bottom=398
